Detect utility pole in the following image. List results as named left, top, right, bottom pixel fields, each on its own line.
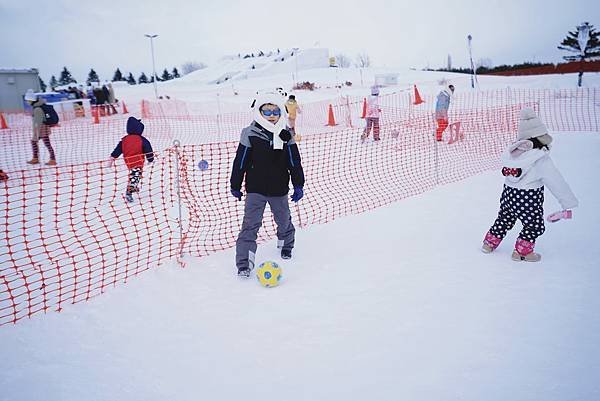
left=467, top=34, right=477, bottom=89
left=145, top=34, right=159, bottom=98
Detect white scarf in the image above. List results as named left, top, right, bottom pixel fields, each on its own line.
left=252, top=93, right=288, bottom=149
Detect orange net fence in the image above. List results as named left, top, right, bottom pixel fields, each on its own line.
left=1, top=87, right=598, bottom=325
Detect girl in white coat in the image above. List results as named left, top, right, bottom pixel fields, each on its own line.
left=482, top=108, right=578, bottom=261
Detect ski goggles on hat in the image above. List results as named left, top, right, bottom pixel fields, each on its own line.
left=261, top=108, right=281, bottom=116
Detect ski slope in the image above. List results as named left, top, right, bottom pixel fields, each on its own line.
left=1, top=131, right=598, bottom=401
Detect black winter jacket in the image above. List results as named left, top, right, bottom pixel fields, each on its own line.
left=230, top=122, right=304, bottom=197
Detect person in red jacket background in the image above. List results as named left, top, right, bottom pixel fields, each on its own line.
left=109, top=117, right=154, bottom=203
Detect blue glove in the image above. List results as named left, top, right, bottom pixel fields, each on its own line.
left=231, top=189, right=242, bottom=201
left=290, top=186, right=303, bottom=202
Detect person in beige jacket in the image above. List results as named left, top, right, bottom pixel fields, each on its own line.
left=285, top=94, right=301, bottom=129
left=24, top=91, right=56, bottom=166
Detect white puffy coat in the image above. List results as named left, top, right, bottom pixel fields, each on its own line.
left=501, top=140, right=578, bottom=210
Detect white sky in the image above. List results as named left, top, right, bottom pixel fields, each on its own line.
left=1, top=0, right=598, bottom=83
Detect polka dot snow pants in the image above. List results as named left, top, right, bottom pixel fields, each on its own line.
left=126, top=167, right=143, bottom=195
left=489, top=185, right=546, bottom=243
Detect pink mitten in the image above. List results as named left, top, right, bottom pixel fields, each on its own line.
left=547, top=210, right=572, bottom=223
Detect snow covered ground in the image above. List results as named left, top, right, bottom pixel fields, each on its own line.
left=1, top=132, right=598, bottom=401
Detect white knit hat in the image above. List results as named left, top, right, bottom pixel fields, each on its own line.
left=24, top=89, right=37, bottom=102
left=517, top=108, right=552, bottom=145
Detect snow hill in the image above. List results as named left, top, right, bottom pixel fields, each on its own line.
left=113, top=48, right=600, bottom=107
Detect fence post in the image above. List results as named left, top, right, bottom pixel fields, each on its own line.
left=216, top=93, right=222, bottom=138
left=593, top=88, right=599, bottom=132
left=434, top=136, right=439, bottom=186
left=172, top=139, right=184, bottom=259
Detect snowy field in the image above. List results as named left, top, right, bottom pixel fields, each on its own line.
left=1, top=60, right=599, bottom=400
left=1, top=132, right=598, bottom=401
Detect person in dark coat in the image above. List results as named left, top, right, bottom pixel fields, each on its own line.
left=230, top=92, right=305, bottom=277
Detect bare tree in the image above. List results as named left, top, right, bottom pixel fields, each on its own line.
left=181, top=61, right=208, bottom=75
left=355, top=52, right=371, bottom=68
left=335, top=53, right=351, bottom=68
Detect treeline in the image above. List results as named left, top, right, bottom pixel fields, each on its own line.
left=41, top=66, right=185, bottom=91
left=429, top=62, right=556, bottom=75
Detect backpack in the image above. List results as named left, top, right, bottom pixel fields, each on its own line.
left=39, top=104, right=59, bottom=125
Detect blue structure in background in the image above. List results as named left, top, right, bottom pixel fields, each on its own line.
left=22, top=92, right=71, bottom=112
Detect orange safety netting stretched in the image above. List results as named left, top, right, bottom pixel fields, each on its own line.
left=1, top=102, right=526, bottom=325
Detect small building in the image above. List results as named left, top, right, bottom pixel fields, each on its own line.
left=375, top=73, right=399, bottom=86
left=0, top=69, right=41, bottom=112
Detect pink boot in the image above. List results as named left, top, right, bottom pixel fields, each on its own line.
left=512, top=238, right=541, bottom=262
left=482, top=232, right=502, bottom=253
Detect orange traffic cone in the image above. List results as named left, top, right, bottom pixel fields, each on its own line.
left=326, top=104, right=337, bottom=126
left=93, top=106, right=100, bottom=124
left=122, top=102, right=129, bottom=114
left=0, top=113, right=8, bottom=129
left=413, top=85, right=424, bottom=105
left=360, top=98, right=367, bottom=119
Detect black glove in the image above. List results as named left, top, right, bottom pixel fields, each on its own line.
left=279, top=129, right=292, bottom=142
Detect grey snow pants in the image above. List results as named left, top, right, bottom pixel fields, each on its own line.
left=236, top=193, right=295, bottom=271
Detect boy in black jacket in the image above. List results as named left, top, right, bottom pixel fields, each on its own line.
left=230, top=93, right=305, bottom=277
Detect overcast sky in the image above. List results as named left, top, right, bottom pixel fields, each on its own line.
left=1, top=0, right=598, bottom=83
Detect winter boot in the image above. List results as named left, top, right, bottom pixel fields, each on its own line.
left=281, top=249, right=292, bottom=259
left=511, top=238, right=541, bottom=262
left=125, top=192, right=134, bottom=203
left=482, top=232, right=502, bottom=253
left=27, top=158, right=39, bottom=165
left=46, top=159, right=57, bottom=166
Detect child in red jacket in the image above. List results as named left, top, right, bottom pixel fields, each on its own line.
left=110, top=117, right=154, bottom=203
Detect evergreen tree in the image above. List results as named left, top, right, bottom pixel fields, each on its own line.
left=127, top=72, right=137, bottom=85
left=112, top=68, right=124, bottom=82
left=172, top=67, right=180, bottom=78
left=58, top=66, right=77, bottom=85
left=161, top=68, right=172, bottom=81
left=39, top=77, right=47, bottom=92
left=558, top=22, right=600, bottom=87
left=138, top=72, right=149, bottom=84
left=50, top=75, right=58, bottom=88
left=86, top=69, right=100, bottom=85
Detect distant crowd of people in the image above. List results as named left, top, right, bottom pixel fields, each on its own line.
left=52, top=82, right=119, bottom=115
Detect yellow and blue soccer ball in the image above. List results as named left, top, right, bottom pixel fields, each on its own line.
left=256, top=261, right=282, bottom=287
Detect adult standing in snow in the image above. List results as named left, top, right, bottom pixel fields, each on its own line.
left=481, top=108, right=578, bottom=262
left=102, top=83, right=113, bottom=115
left=107, top=82, right=118, bottom=114
left=360, top=86, right=382, bottom=141
left=93, top=85, right=106, bottom=114
left=25, top=91, right=57, bottom=166
left=230, top=93, right=305, bottom=277
left=435, top=84, right=454, bottom=142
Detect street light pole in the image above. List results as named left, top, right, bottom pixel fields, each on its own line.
left=467, top=34, right=477, bottom=89
left=145, top=33, right=159, bottom=98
